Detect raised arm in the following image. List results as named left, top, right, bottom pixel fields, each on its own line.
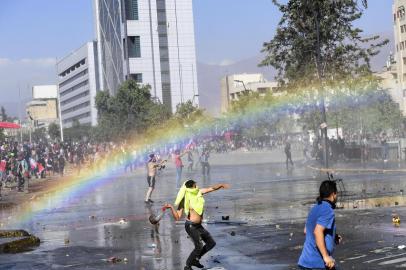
left=200, top=183, right=230, bottom=195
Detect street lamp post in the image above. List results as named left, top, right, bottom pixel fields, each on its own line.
left=27, top=111, right=34, bottom=144
left=234, top=80, right=249, bottom=93
left=312, top=1, right=329, bottom=169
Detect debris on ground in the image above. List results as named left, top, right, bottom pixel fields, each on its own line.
left=64, top=238, right=69, bottom=245
left=398, top=245, right=406, bottom=250
left=213, top=258, right=221, bottom=263
left=118, top=218, right=128, bottom=225
left=89, top=215, right=96, bottom=220
left=230, top=231, right=236, bottom=236
left=393, top=215, right=401, bottom=227
left=107, top=256, right=122, bottom=263
left=221, top=216, right=230, bottom=221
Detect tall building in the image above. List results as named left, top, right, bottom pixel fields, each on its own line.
left=392, top=0, right=406, bottom=114
left=93, top=0, right=199, bottom=111
left=220, top=73, right=278, bottom=113
left=57, top=42, right=99, bottom=128
left=93, top=0, right=126, bottom=96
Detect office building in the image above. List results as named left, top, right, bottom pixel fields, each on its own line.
left=57, top=41, right=99, bottom=128
left=220, top=73, right=278, bottom=113
left=26, top=85, right=59, bottom=129
left=390, top=0, right=406, bottom=115
left=93, top=0, right=199, bottom=111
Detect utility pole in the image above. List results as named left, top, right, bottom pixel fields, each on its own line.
left=55, top=58, right=64, bottom=142
left=18, top=86, right=23, bottom=143
left=234, top=80, right=249, bottom=93
left=313, top=1, right=329, bottom=168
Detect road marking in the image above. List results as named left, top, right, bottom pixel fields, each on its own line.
left=346, top=254, right=367, bottom=260
left=363, top=252, right=406, bottom=263
left=379, top=257, right=406, bottom=265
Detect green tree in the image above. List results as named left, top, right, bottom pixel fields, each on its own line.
left=261, top=0, right=387, bottom=86
left=260, top=0, right=396, bottom=163
left=175, top=100, right=203, bottom=121
left=95, top=79, right=172, bottom=140
left=1, top=106, right=7, bottom=121
left=48, top=122, right=61, bottom=141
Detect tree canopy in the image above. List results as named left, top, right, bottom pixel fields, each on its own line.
left=94, top=80, right=171, bottom=141
left=261, top=0, right=388, bottom=87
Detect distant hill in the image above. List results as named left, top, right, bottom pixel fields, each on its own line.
left=197, top=32, right=394, bottom=116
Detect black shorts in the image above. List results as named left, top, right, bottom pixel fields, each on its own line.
left=147, top=176, right=156, bottom=188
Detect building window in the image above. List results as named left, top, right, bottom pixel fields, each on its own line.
left=59, top=69, right=88, bottom=88
left=61, top=90, right=90, bottom=106
left=130, top=73, right=142, bottom=83
left=125, top=0, right=139, bottom=20
left=63, top=112, right=91, bottom=124
left=128, top=36, right=141, bottom=58
left=60, top=80, right=89, bottom=97
left=399, top=6, right=406, bottom=20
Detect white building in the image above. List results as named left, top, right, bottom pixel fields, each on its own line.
left=57, top=41, right=99, bottom=128
left=93, top=0, right=199, bottom=112
left=26, top=85, right=59, bottom=129
left=391, top=0, right=406, bottom=115
left=220, top=73, right=278, bottom=113
left=32, top=85, right=58, bottom=99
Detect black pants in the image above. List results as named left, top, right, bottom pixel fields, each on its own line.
left=201, top=162, right=210, bottom=175
left=185, top=220, right=216, bottom=266
left=286, top=153, right=293, bottom=168
left=18, top=175, right=25, bottom=191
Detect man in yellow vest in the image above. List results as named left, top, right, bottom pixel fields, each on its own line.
left=164, top=180, right=229, bottom=270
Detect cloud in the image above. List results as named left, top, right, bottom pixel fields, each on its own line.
left=0, top=58, right=57, bottom=117
left=218, top=59, right=236, bottom=66
left=0, top=57, right=57, bottom=67
left=0, top=58, right=11, bottom=65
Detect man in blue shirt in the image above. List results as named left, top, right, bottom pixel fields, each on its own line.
left=298, top=180, right=341, bottom=270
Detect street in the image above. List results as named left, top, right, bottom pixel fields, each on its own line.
left=0, top=150, right=406, bottom=269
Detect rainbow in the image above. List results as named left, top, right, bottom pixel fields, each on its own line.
left=1, top=80, right=391, bottom=228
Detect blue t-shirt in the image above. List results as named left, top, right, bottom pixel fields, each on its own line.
left=298, top=201, right=336, bottom=269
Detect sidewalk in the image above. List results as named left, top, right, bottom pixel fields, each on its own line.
left=0, top=167, right=74, bottom=209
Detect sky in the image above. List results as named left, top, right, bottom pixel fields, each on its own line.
left=0, top=0, right=395, bottom=116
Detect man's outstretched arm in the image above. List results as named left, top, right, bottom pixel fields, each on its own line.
left=200, top=183, right=230, bottom=195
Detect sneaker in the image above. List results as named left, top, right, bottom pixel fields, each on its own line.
left=144, top=200, right=150, bottom=204
left=148, top=199, right=154, bottom=203
left=191, top=259, right=204, bottom=269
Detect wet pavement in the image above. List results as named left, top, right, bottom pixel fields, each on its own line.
left=2, top=151, right=406, bottom=269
